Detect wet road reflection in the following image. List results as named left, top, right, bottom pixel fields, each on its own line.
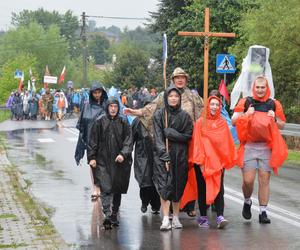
left=2, top=127, right=300, bottom=249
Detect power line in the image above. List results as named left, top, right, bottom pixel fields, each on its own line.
left=85, top=15, right=147, bottom=21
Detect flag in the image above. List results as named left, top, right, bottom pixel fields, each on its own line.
left=18, top=73, right=24, bottom=92
left=27, top=80, right=31, bottom=91
left=44, top=65, right=50, bottom=89
left=218, top=79, right=230, bottom=102
left=58, top=65, right=66, bottom=84
left=162, top=33, right=167, bottom=62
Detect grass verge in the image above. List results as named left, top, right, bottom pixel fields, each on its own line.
left=4, top=166, right=60, bottom=247
left=0, top=109, right=10, bottom=123
left=286, top=150, right=300, bottom=166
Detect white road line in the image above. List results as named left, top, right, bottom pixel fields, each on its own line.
left=225, top=193, right=300, bottom=228
left=225, top=186, right=300, bottom=221
left=37, top=138, right=55, bottom=143
left=67, top=137, right=78, bottom=142
left=64, top=128, right=79, bottom=136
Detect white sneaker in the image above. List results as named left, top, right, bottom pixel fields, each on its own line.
left=160, top=216, right=171, bottom=231
left=172, top=216, right=183, bottom=229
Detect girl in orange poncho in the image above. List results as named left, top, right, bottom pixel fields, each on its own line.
left=188, top=96, right=236, bottom=229
left=232, top=76, right=287, bottom=224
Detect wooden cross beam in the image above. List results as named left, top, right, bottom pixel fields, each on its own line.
left=178, top=8, right=235, bottom=109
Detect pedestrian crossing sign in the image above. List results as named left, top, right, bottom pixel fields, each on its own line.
left=216, top=54, right=236, bottom=74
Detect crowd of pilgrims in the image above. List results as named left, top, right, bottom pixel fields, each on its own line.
left=74, top=67, right=287, bottom=231
left=5, top=85, right=157, bottom=121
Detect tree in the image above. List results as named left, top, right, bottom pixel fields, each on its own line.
left=148, top=0, right=257, bottom=92
left=230, top=0, right=300, bottom=121
left=0, top=53, right=37, bottom=103
left=88, top=34, right=110, bottom=64
left=11, top=8, right=80, bottom=58
left=0, top=22, right=69, bottom=79
left=110, top=41, right=149, bottom=89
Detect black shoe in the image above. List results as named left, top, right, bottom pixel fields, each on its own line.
left=242, top=202, right=252, bottom=220
left=141, top=204, right=147, bottom=213
left=259, top=211, right=271, bottom=224
left=103, top=217, right=112, bottom=230
left=110, top=213, right=119, bottom=227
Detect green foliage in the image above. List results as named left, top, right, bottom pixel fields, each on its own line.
left=230, top=0, right=300, bottom=119
left=0, top=53, right=37, bottom=103
left=0, top=22, right=69, bottom=78
left=149, top=0, right=257, bottom=92
left=11, top=8, right=80, bottom=58
left=109, top=41, right=149, bottom=89
left=88, top=33, right=110, bottom=64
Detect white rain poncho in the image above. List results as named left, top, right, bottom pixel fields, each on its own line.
left=230, top=45, right=274, bottom=109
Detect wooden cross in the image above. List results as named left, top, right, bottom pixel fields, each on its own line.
left=178, top=8, right=235, bottom=108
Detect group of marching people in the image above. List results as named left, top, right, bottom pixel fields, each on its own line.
left=75, top=53, right=288, bottom=231
left=6, top=88, right=92, bottom=121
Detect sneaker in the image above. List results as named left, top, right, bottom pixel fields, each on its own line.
left=197, top=216, right=209, bottom=228
left=141, top=204, right=147, bottom=213
left=172, top=216, right=183, bottom=229
left=259, top=211, right=271, bottom=224
left=242, top=201, right=252, bottom=220
left=216, top=216, right=228, bottom=229
left=160, top=216, right=171, bottom=231
left=110, top=212, right=119, bottom=227
left=103, top=217, right=112, bottom=230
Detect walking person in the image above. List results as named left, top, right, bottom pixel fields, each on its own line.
left=75, top=82, right=108, bottom=200
left=232, top=76, right=288, bottom=224
left=132, top=96, right=161, bottom=214
left=87, top=97, right=133, bottom=229
left=152, top=86, right=193, bottom=231
left=185, top=96, right=236, bottom=229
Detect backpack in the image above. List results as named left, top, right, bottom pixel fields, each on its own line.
left=244, top=97, right=275, bottom=113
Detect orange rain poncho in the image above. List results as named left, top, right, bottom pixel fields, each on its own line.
left=181, top=96, right=237, bottom=207
left=234, top=79, right=288, bottom=174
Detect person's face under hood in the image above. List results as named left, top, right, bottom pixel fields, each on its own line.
left=91, top=89, right=103, bottom=102
left=167, top=90, right=180, bottom=108
left=106, top=98, right=120, bottom=118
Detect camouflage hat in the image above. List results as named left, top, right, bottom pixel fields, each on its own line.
left=171, top=67, right=189, bottom=81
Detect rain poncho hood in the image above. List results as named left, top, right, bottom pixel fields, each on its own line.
left=181, top=96, right=237, bottom=207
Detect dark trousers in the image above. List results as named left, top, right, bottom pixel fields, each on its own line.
left=140, top=186, right=161, bottom=210
left=194, top=165, right=224, bottom=216
left=100, top=192, right=122, bottom=217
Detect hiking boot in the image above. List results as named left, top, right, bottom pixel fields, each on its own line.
left=172, top=216, right=183, bottom=229
left=216, top=216, right=228, bottom=229
left=242, top=201, right=252, bottom=220
left=141, top=204, right=147, bottom=213
left=197, top=216, right=209, bottom=228
left=103, top=217, right=112, bottom=230
left=259, top=211, right=271, bottom=224
left=160, top=216, right=171, bottom=231
left=110, top=212, right=119, bottom=227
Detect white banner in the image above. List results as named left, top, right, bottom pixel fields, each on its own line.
left=44, top=75, right=58, bottom=84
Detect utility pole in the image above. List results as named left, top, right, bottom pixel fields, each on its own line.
left=81, top=12, right=88, bottom=87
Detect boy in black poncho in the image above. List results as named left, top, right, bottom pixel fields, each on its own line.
left=87, top=97, right=133, bottom=230
left=153, top=86, right=193, bottom=231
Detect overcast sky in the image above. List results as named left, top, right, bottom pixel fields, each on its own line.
left=0, top=0, right=159, bottom=31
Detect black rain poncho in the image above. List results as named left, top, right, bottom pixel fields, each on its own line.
left=132, top=117, right=155, bottom=188
left=152, top=87, right=193, bottom=202
left=87, top=97, right=133, bottom=194
left=74, top=82, right=108, bottom=164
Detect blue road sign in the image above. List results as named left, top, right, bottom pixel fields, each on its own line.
left=14, top=70, right=23, bottom=79
left=216, top=54, right=236, bottom=74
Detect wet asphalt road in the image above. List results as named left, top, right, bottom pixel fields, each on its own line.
left=1, top=119, right=300, bottom=250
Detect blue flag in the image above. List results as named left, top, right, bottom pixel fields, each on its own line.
left=162, top=33, right=167, bottom=62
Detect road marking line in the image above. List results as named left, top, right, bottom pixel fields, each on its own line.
left=225, top=193, right=300, bottom=228
left=225, top=186, right=300, bottom=221
left=67, top=137, right=78, bottom=142
left=37, top=138, right=55, bottom=143
left=64, top=128, right=78, bottom=136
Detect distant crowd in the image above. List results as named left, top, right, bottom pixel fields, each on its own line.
left=5, top=86, right=158, bottom=121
